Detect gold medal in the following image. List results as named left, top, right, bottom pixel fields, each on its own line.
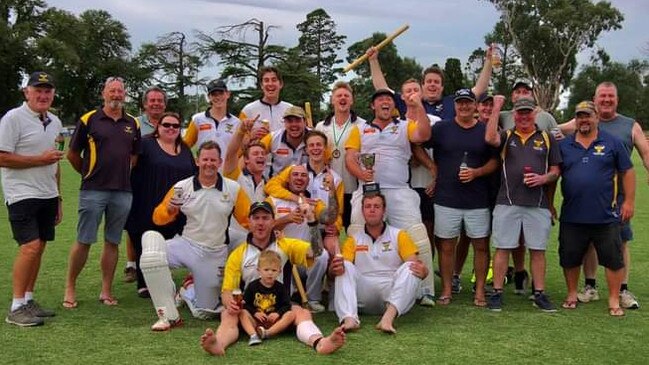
left=332, top=148, right=341, bottom=159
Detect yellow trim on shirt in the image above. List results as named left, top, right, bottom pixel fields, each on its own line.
left=183, top=120, right=198, bottom=147
left=397, top=230, right=419, bottom=261
left=406, top=120, right=417, bottom=141
left=344, top=125, right=361, bottom=151
left=152, top=187, right=178, bottom=226
left=341, top=236, right=356, bottom=262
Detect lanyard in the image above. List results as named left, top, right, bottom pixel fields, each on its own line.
left=332, top=117, right=351, bottom=148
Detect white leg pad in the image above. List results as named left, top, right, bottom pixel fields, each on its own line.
left=406, top=223, right=435, bottom=297
left=140, top=230, right=179, bottom=321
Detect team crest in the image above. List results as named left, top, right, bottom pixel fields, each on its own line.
left=533, top=139, right=545, bottom=151
left=509, top=140, right=517, bottom=148
left=593, top=144, right=606, bottom=156
left=389, top=125, right=399, bottom=134
left=124, top=126, right=133, bottom=134
left=381, top=241, right=392, bottom=252
left=225, top=123, right=234, bottom=133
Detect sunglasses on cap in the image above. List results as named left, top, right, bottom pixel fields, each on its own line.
left=160, top=122, right=181, bottom=129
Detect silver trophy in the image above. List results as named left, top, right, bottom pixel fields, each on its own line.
left=359, top=153, right=380, bottom=195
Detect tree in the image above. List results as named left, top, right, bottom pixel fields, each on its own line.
left=346, top=33, right=422, bottom=120
left=487, top=0, right=624, bottom=111
left=443, top=58, right=467, bottom=95
left=196, top=18, right=286, bottom=103
left=273, top=47, right=324, bottom=121
left=135, top=32, right=204, bottom=120
left=296, top=8, right=346, bottom=109
left=0, top=0, right=46, bottom=116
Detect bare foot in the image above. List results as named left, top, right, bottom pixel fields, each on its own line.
left=376, top=321, right=397, bottom=334
left=342, top=317, right=360, bottom=332
left=200, top=328, right=224, bottom=356
left=315, top=326, right=346, bottom=354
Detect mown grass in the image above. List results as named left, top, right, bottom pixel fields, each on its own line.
left=1, top=154, right=648, bottom=365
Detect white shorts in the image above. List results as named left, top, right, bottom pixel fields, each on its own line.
left=491, top=205, right=551, bottom=250
left=433, top=204, right=490, bottom=239
left=350, top=187, right=423, bottom=229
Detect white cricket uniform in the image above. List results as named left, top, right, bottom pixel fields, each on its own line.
left=260, top=129, right=309, bottom=177
left=184, top=110, right=240, bottom=156
left=334, top=224, right=421, bottom=322
left=225, top=166, right=267, bottom=251
left=240, top=99, right=293, bottom=133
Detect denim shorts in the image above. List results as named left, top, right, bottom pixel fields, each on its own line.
left=77, top=190, right=132, bottom=244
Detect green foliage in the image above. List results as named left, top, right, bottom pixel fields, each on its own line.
left=443, top=58, right=467, bottom=96
left=274, top=47, right=324, bottom=121
left=488, top=0, right=624, bottom=111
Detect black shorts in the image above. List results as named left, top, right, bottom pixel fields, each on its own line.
left=7, top=197, right=58, bottom=245
left=558, top=222, right=624, bottom=270
left=414, top=187, right=434, bottom=221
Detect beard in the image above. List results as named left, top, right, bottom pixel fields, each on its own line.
left=107, top=100, right=124, bottom=110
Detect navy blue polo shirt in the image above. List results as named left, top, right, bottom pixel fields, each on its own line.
left=559, top=129, right=632, bottom=224
left=395, top=93, right=455, bottom=121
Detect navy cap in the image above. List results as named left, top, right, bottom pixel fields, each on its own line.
left=371, top=88, right=395, bottom=102
left=478, top=92, right=494, bottom=103
left=249, top=201, right=274, bottom=217
left=454, top=88, right=476, bottom=102
left=207, top=79, right=227, bottom=93
left=27, top=72, right=55, bottom=88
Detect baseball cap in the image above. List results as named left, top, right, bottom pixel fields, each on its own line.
left=454, top=88, right=476, bottom=102
left=512, top=78, right=533, bottom=90
left=283, top=106, right=306, bottom=119
left=575, top=101, right=596, bottom=115
left=478, top=92, right=494, bottom=103
left=207, top=79, right=227, bottom=94
left=27, top=72, right=55, bottom=88
left=371, top=88, right=395, bottom=102
left=513, top=97, right=536, bottom=111
left=249, top=201, right=274, bottom=217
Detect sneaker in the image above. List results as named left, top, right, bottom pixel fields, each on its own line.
left=419, top=294, right=436, bottom=307
left=488, top=292, right=503, bottom=312
left=514, top=270, right=529, bottom=295
left=25, top=300, right=55, bottom=317
left=5, top=305, right=44, bottom=327
left=533, top=293, right=557, bottom=313
left=151, top=317, right=183, bottom=332
left=577, top=285, right=600, bottom=303
left=248, top=334, right=262, bottom=346
left=308, top=301, right=325, bottom=313
left=620, top=290, right=640, bottom=309
left=452, top=275, right=462, bottom=294
left=123, top=267, right=137, bottom=283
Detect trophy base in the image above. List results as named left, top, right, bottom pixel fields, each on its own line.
left=362, top=182, right=381, bottom=196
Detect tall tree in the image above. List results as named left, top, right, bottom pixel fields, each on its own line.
left=487, top=0, right=623, bottom=111
left=443, top=58, right=466, bottom=95
left=0, top=0, right=46, bottom=115
left=135, top=32, right=204, bottom=120
left=296, top=8, right=346, bottom=109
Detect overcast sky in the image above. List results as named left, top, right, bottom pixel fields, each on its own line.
left=48, top=0, right=647, bottom=82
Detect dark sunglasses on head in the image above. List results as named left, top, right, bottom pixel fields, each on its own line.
left=161, top=122, right=181, bottom=129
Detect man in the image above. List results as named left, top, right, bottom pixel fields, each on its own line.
left=345, top=88, right=435, bottom=306
left=423, top=89, right=498, bottom=306
left=240, top=66, right=293, bottom=133
left=499, top=78, right=558, bottom=295
left=561, top=82, right=649, bottom=309
left=330, top=194, right=428, bottom=333
left=200, top=201, right=345, bottom=356
left=557, top=101, right=634, bottom=316
left=485, top=96, right=561, bottom=312
left=367, top=46, right=493, bottom=120
left=63, top=76, right=141, bottom=308
left=316, top=81, right=365, bottom=228
left=140, top=141, right=251, bottom=330
left=260, top=106, right=310, bottom=177
left=123, top=86, right=168, bottom=283
left=0, top=72, right=63, bottom=326
left=183, top=79, right=240, bottom=156
left=265, top=162, right=338, bottom=312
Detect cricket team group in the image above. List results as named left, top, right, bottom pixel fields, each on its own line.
left=2, top=43, right=648, bottom=356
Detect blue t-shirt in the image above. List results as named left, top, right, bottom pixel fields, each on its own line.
left=424, top=120, right=498, bottom=209
left=395, top=93, right=455, bottom=121
left=559, top=129, right=633, bottom=224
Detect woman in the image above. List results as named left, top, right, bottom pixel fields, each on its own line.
left=125, top=112, right=196, bottom=297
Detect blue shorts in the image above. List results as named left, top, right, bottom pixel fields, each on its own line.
left=77, top=190, right=132, bottom=245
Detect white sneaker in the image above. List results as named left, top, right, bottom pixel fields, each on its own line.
left=577, top=285, right=600, bottom=303
left=420, top=294, right=436, bottom=307
left=620, top=290, right=640, bottom=309
left=308, top=301, right=325, bottom=313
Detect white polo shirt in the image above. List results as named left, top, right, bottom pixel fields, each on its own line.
left=240, top=99, right=293, bottom=132
left=184, top=110, right=240, bottom=155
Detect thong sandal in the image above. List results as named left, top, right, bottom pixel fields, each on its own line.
left=98, top=296, right=118, bottom=306
left=562, top=300, right=578, bottom=309
left=437, top=296, right=451, bottom=305
left=62, top=300, right=78, bottom=309
left=609, top=307, right=625, bottom=317
left=474, top=298, right=488, bottom=307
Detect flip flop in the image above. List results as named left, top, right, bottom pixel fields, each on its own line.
left=474, top=298, right=488, bottom=308
left=98, top=296, right=118, bottom=306
left=562, top=300, right=578, bottom=309
left=62, top=300, right=78, bottom=309
left=437, top=296, right=451, bottom=305
left=609, top=307, right=625, bottom=317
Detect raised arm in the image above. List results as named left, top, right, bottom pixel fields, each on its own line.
left=471, top=44, right=494, bottom=97
left=367, top=47, right=392, bottom=91
left=486, top=95, right=506, bottom=147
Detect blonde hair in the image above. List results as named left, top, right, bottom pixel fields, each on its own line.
left=258, top=250, right=281, bottom=269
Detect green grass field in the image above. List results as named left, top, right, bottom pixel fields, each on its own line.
left=1, top=154, right=648, bottom=365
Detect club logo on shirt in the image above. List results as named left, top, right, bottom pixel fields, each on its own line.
left=381, top=241, right=392, bottom=252
left=355, top=245, right=369, bottom=252
left=276, top=207, right=291, bottom=214
left=533, top=139, right=545, bottom=151
left=389, top=126, right=399, bottom=134
left=225, top=123, right=234, bottom=133
left=509, top=140, right=517, bottom=148
left=124, top=126, right=133, bottom=134
left=199, top=124, right=212, bottom=131
left=593, top=144, right=606, bottom=156
left=254, top=293, right=277, bottom=313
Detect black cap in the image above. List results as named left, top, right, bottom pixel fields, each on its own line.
left=478, top=92, right=494, bottom=103
left=27, top=72, right=55, bottom=88
left=207, top=79, right=227, bottom=94
left=371, top=88, right=395, bottom=102
left=512, top=78, right=533, bottom=91
left=249, top=201, right=274, bottom=217
left=454, top=88, right=476, bottom=102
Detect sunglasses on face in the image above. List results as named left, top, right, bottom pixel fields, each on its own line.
left=161, top=122, right=181, bottom=129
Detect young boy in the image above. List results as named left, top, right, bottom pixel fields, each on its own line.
left=241, top=250, right=295, bottom=345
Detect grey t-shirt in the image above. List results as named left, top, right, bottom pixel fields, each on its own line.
left=499, top=109, right=557, bottom=131
left=0, top=103, right=62, bottom=204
